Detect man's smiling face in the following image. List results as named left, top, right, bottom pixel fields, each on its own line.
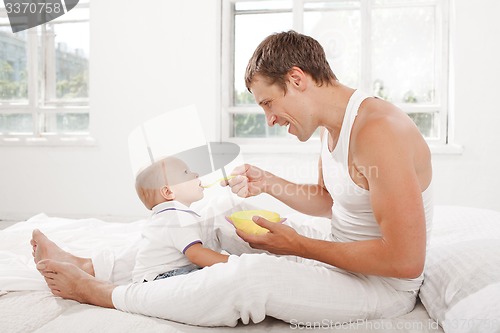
left=249, top=74, right=317, bottom=142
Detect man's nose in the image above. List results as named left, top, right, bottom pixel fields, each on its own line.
left=266, top=113, right=277, bottom=127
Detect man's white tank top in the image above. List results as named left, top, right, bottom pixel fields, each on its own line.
left=321, top=89, right=434, bottom=291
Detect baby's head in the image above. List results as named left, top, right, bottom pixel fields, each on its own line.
left=135, top=156, right=204, bottom=210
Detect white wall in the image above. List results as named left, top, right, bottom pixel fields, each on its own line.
left=431, top=0, right=500, bottom=211
left=0, top=0, right=220, bottom=220
left=1, top=0, right=499, bottom=221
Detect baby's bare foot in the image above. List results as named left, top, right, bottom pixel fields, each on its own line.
left=31, top=229, right=95, bottom=276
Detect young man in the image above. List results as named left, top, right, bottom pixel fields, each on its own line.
left=224, top=30, right=433, bottom=280
left=34, top=31, right=433, bottom=326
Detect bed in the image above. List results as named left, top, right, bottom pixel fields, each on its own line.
left=1, top=205, right=499, bottom=333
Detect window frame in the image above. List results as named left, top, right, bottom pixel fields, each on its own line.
left=0, top=2, right=93, bottom=146
left=221, top=0, right=457, bottom=153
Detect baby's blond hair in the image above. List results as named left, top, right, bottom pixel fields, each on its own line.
left=135, top=157, right=178, bottom=209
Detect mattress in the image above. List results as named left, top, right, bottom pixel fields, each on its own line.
left=5, top=204, right=499, bottom=332
left=0, top=290, right=441, bottom=333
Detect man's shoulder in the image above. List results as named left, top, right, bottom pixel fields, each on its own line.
left=355, top=99, right=418, bottom=144
left=352, top=98, right=429, bottom=167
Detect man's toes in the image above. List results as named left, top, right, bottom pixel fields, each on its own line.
left=36, top=259, right=48, bottom=271
left=32, top=229, right=48, bottom=243
left=50, top=289, right=62, bottom=297
left=44, top=275, right=55, bottom=282
left=32, top=229, right=41, bottom=239
left=36, top=259, right=60, bottom=274
left=42, top=269, right=54, bottom=277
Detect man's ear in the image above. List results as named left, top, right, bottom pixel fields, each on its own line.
left=288, top=66, right=307, bottom=91
left=160, top=186, right=175, bottom=201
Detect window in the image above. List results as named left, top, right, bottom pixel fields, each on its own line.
left=221, top=0, right=450, bottom=146
left=0, top=1, right=90, bottom=145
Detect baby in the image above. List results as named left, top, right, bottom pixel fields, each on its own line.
left=132, top=156, right=228, bottom=283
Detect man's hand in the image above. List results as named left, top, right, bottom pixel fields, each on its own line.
left=236, top=216, right=303, bottom=256
left=223, top=164, right=270, bottom=198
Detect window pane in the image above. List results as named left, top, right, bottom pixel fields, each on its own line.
left=42, top=113, right=89, bottom=133
left=228, top=1, right=447, bottom=143
left=235, top=0, right=292, bottom=11
left=0, top=27, right=28, bottom=102
left=233, top=114, right=321, bottom=138
left=304, top=0, right=360, bottom=11
left=371, top=6, right=437, bottom=104
left=408, top=112, right=439, bottom=139
left=374, top=0, right=436, bottom=6
left=304, top=2, right=361, bottom=88
left=234, top=11, right=293, bottom=105
left=233, top=114, right=288, bottom=137
left=45, top=20, right=89, bottom=101
left=0, top=114, right=32, bottom=133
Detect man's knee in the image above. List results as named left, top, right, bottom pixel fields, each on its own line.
left=231, top=253, right=286, bottom=284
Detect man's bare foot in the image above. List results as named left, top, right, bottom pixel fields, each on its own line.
left=31, top=229, right=67, bottom=264
left=37, top=259, right=115, bottom=308
left=31, top=229, right=95, bottom=276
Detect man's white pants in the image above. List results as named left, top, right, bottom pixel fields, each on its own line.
left=91, top=204, right=417, bottom=327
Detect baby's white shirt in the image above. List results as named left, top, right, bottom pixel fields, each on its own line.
left=132, top=201, right=204, bottom=283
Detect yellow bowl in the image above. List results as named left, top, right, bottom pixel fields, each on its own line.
left=228, top=210, right=281, bottom=235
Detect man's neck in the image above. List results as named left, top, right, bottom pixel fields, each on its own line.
left=317, top=83, right=355, bottom=138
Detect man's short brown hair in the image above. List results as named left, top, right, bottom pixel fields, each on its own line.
left=245, top=30, right=338, bottom=93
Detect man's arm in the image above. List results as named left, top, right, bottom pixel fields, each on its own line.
left=184, top=243, right=229, bottom=268
left=264, top=170, right=333, bottom=218
left=238, top=116, right=430, bottom=279
left=226, top=163, right=333, bottom=218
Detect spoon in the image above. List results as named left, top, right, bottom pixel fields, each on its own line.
left=202, top=175, right=236, bottom=188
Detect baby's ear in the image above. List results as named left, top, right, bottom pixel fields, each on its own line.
left=160, top=186, right=175, bottom=200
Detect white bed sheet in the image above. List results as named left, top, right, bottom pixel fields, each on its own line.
left=0, top=290, right=441, bottom=333
left=0, top=213, right=443, bottom=332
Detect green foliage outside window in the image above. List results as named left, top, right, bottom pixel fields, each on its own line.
left=0, top=60, right=27, bottom=100
left=56, top=71, right=89, bottom=99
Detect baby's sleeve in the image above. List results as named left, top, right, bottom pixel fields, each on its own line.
left=167, top=221, right=203, bottom=254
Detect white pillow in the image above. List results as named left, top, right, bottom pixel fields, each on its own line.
left=419, top=206, right=500, bottom=333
